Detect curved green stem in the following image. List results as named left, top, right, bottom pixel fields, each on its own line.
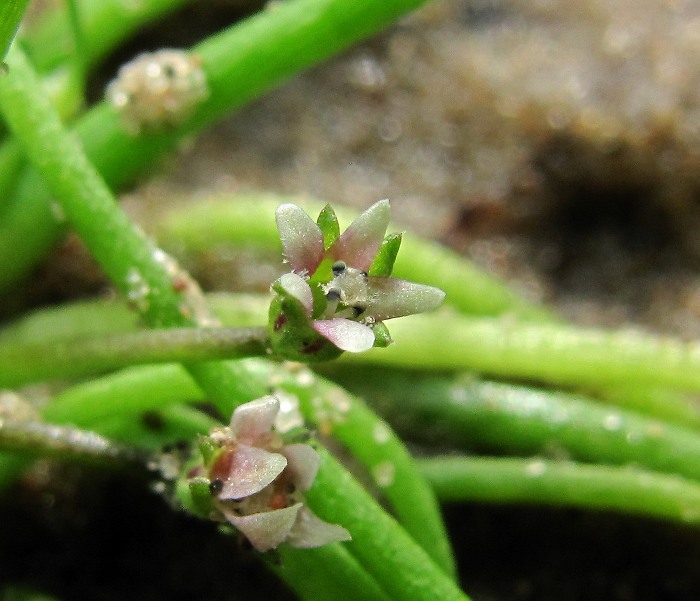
left=419, top=456, right=700, bottom=527
left=0, top=326, right=269, bottom=387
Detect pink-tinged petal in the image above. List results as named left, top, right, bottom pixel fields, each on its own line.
left=276, top=273, right=313, bottom=314
left=330, top=199, right=390, bottom=272
left=365, top=278, right=445, bottom=321
left=224, top=503, right=302, bottom=552
left=281, top=444, right=320, bottom=492
left=276, top=203, right=324, bottom=274
left=312, top=319, right=375, bottom=353
left=219, top=444, right=287, bottom=500
left=287, top=506, right=352, bottom=549
left=230, top=396, right=280, bottom=441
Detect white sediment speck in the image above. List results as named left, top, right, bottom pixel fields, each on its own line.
left=372, top=461, right=395, bottom=487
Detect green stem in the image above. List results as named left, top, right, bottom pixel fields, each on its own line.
left=0, top=326, right=269, bottom=387
left=343, top=370, right=700, bottom=483
left=308, top=448, right=469, bottom=601
left=0, top=0, right=28, bottom=61
left=0, top=0, right=435, bottom=294
left=275, top=545, right=392, bottom=601
left=419, top=456, right=700, bottom=527
left=345, top=313, right=700, bottom=393
left=22, top=0, right=193, bottom=73
left=0, top=419, right=144, bottom=465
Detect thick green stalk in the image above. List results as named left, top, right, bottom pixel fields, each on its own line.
left=0, top=326, right=268, bottom=387
left=0, top=0, right=28, bottom=60
left=0, top=0, right=434, bottom=293
left=345, top=313, right=700, bottom=393
left=420, top=456, right=700, bottom=526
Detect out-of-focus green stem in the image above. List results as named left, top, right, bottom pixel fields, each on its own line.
left=341, top=369, right=700, bottom=482
left=0, top=0, right=28, bottom=60
left=22, top=0, right=193, bottom=73
left=0, top=326, right=269, bottom=387
left=419, top=456, right=700, bottom=527
left=156, top=194, right=547, bottom=319
left=345, top=312, right=700, bottom=393
left=0, top=0, right=435, bottom=294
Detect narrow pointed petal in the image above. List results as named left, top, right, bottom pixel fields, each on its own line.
left=287, top=506, right=352, bottom=549
left=330, top=199, right=390, bottom=272
left=224, top=503, right=302, bottom=552
left=366, top=278, right=446, bottom=321
left=231, top=396, right=280, bottom=441
left=276, top=203, right=324, bottom=274
left=312, top=319, right=375, bottom=352
left=276, top=272, right=313, bottom=314
left=281, top=444, right=320, bottom=492
left=218, top=444, right=287, bottom=500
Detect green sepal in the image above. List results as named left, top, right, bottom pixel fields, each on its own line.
left=198, top=434, right=219, bottom=466
left=187, top=476, right=217, bottom=518
left=317, top=204, right=340, bottom=250
left=369, top=233, right=402, bottom=277
left=371, top=322, right=393, bottom=347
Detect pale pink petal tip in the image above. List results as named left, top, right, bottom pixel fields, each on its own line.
left=366, top=279, right=446, bottom=321
left=219, top=444, right=287, bottom=500
left=282, top=443, right=320, bottom=491
left=277, top=272, right=314, bottom=314
left=313, top=319, right=375, bottom=353
left=276, top=203, right=324, bottom=274
left=231, top=395, right=280, bottom=440
left=331, top=199, right=390, bottom=272
left=287, top=506, right=352, bottom=549
left=224, top=504, right=302, bottom=552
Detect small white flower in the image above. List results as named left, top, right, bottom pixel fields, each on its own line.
left=271, top=200, right=445, bottom=355
left=207, top=397, right=350, bottom=552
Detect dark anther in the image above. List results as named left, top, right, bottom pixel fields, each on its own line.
left=209, top=479, right=223, bottom=495
left=326, top=288, right=341, bottom=301
left=352, top=304, right=366, bottom=317
left=163, top=64, right=177, bottom=78
left=332, top=261, right=347, bottom=276
left=360, top=270, right=368, bottom=278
